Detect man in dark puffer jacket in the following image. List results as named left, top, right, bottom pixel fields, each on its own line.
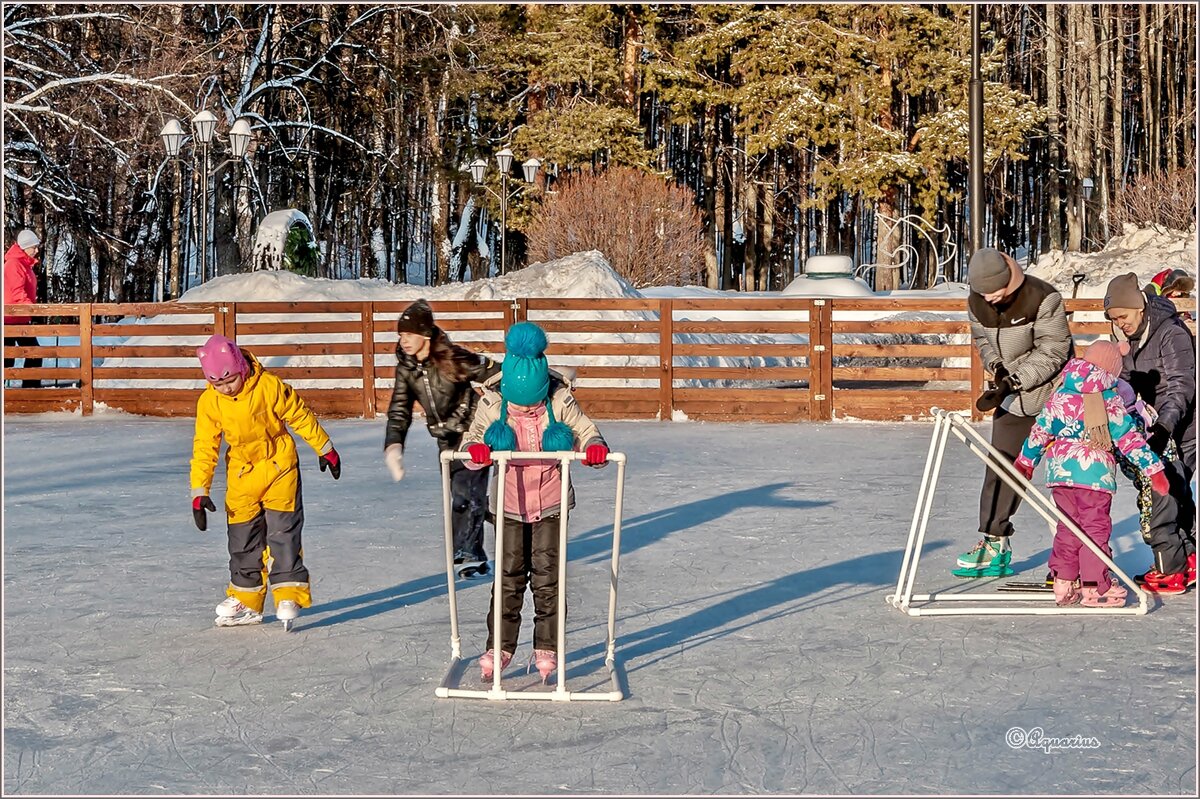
left=384, top=299, right=501, bottom=574
left=956, top=248, right=1074, bottom=578
left=1105, top=272, right=1196, bottom=594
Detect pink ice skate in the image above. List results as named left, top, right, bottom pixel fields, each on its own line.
left=531, top=648, right=557, bottom=684
left=1052, top=577, right=1081, bottom=607
left=479, top=649, right=512, bottom=682
left=1080, top=582, right=1128, bottom=608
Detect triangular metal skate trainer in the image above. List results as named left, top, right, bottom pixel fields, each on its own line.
left=887, top=408, right=1150, bottom=616
left=435, top=449, right=628, bottom=700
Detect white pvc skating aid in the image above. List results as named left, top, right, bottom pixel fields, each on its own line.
left=435, top=449, right=628, bottom=702
left=887, top=407, right=1151, bottom=617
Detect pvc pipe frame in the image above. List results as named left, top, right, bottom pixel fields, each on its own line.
left=435, top=449, right=628, bottom=701
left=887, top=408, right=1151, bottom=616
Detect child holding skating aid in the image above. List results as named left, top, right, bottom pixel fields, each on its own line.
left=190, top=334, right=341, bottom=629
left=1013, top=340, right=1168, bottom=607
left=459, top=322, right=609, bottom=683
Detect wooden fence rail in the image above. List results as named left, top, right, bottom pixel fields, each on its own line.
left=3, top=298, right=1111, bottom=422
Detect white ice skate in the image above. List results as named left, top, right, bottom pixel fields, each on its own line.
left=214, top=597, right=263, bottom=627
left=276, top=600, right=300, bottom=632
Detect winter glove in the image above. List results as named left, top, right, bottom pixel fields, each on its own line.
left=1014, top=460, right=1035, bottom=482
left=319, top=447, right=341, bottom=480
left=468, top=443, right=493, bottom=466
left=384, top=443, right=405, bottom=482
left=1149, top=470, right=1170, bottom=496
left=976, top=371, right=1017, bottom=413
left=192, top=495, right=216, bottom=531
left=1146, top=425, right=1172, bottom=455
left=583, top=443, right=609, bottom=468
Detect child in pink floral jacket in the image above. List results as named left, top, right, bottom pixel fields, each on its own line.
left=460, top=322, right=608, bottom=682
left=1014, top=340, right=1168, bottom=607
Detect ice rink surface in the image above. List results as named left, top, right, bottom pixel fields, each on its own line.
left=3, top=415, right=1196, bottom=795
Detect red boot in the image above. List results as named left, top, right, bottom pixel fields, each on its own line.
left=1187, top=552, right=1197, bottom=588
left=1140, top=570, right=1189, bottom=595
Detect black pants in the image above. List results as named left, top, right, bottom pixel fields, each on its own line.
left=486, top=515, right=562, bottom=653
left=978, top=407, right=1038, bottom=537
left=450, top=460, right=490, bottom=561
left=1143, top=460, right=1191, bottom=573
left=3, top=335, right=42, bottom=387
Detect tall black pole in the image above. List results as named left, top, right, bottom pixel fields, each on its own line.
left=969, top=5, right=985, bottom=254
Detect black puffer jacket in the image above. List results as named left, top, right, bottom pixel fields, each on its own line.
left=384, top=326, right=501, bottom=452
left=1118, top=294, right=1196, bottom=447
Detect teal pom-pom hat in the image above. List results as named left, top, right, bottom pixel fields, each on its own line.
left=500, top=321, right=551, bottom=406
left=484, top=321, right=575, bottom=453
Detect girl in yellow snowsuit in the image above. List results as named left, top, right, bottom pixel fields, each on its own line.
left=190, top=334, right=341, bottom=627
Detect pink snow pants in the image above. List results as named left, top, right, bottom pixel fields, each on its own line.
left=1048, top=485, right=1114, bottom=594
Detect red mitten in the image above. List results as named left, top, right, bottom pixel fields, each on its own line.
left=1149, top=470, right=1170, bottom=496
left=468, top=443, right=493, bottom=466
left=1014, top=460, right=1035, bottom=481
left=584, top=443, right=609, bottom=467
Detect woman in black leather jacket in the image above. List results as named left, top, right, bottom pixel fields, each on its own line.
left=383, top=299, right=501, bottom=575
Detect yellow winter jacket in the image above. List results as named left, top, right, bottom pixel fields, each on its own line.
left=190, top=352, right=332, bottom=495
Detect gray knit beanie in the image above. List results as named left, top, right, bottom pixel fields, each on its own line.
left=968, top=248, right=1012, bottom=294
left=1103, top=273, right=1146, bottom=315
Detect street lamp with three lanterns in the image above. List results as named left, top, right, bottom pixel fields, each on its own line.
left=467, top=148, right=542, bottom=276
left=160, top=111, right=256, bottom=291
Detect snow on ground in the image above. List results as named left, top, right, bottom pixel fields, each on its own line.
left=2, top=414, right=1194, bottom=794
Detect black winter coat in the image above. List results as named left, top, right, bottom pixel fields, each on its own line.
left=1118, top=294, right=1196, bottom=448
left=384, top=326, right=501, bottom=452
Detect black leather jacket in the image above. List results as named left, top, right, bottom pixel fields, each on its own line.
left=384, top=326, right=501, bottom=452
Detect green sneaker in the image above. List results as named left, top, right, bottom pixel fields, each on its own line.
left=951, top=535, right=1014, bottom=578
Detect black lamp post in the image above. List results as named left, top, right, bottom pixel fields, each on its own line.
left=160, top=111, right=256, bottom=287
left=468, top=149, right=542, bottom=275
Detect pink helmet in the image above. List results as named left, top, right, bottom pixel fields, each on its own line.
left=196, top=334, right=249, bottom=383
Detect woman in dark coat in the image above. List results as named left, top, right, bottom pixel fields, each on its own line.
left=1105, top=273, right=1197, bottom=593
left=384, top=299, right=501, bottom=576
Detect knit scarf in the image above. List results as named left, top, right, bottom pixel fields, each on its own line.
left=1081, top=391, right=1113, bottom=450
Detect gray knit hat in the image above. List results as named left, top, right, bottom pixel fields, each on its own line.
left=1103, top=273, right=1146, bottom=315
left=968, top=248, right=1011, bottom=294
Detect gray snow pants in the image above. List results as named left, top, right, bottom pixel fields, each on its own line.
left=450, top=459, right=490, bottom=562
left=227, top=483, right=309, bottom=590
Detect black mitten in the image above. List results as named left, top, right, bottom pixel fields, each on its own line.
left=192, top=495, right=216, bottom=531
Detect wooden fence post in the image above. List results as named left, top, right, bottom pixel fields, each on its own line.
left=970, top=345, right=984, bottom=422
left=658, top=298, right=674, bottom=420
left=360, top=301, right=377, bottom=418
left=79, top=304, right=94, bottom=416
left=222, top=302, right=238, bottom=339
left=808, top=299, right=834, bottom=421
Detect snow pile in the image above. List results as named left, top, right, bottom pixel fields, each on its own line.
left=1026, top=224, right=1197, bottom=297
left=250, top=209, right=316, bottom=272
left=182, top=250, right=638, bottom=303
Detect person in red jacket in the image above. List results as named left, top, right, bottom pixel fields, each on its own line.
left=3, top=229, right=43, bottom=388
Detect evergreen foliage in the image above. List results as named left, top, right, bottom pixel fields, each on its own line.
left=1, top=3, right=1193, bottom=300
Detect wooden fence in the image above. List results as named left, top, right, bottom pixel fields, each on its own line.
left=2, top=297, right=1111, bottom=422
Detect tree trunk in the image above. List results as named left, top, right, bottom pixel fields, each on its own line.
left=1045, top=4, right=1063, bottom=250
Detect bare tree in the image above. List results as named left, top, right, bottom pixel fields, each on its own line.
left=526, top=166, right=704, bottom=287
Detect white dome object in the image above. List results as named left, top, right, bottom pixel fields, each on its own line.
left=803, top=255, right=855, bottom=278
